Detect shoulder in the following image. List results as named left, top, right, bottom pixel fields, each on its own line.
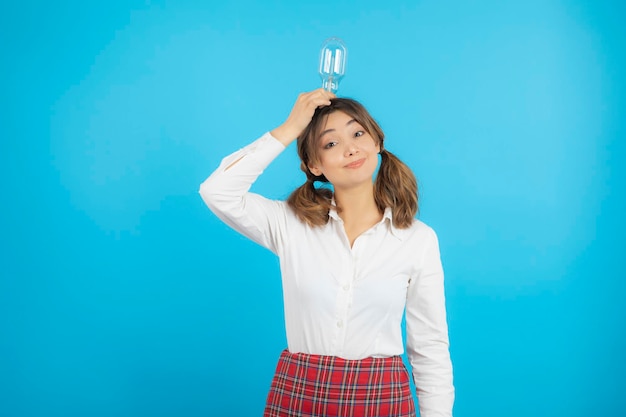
left=396, top=218, right=439, bottom=242
left=281, top=199, right=323, bottom=229
left=241, top=194, right=303, bottom=228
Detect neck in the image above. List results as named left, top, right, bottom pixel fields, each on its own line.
left=334, top=182, right=381, bottom=225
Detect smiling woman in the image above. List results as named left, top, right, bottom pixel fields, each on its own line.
left=199, top=89, right=454, bottom=417
left=288, top=96, right=419, bottom=235
left=305, top=112, right=381, bottom=195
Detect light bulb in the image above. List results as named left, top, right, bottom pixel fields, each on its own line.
left=319, top=37, right=347, bottom=93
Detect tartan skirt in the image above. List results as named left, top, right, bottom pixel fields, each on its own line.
left=263, top=349, right=416, bottom=417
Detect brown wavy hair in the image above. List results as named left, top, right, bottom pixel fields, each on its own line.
left=286, top=98, right=418, bottom=229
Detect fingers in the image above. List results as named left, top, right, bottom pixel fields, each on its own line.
left=298, top=88, right=335, bottom=108
left=292, top=89, right=335, bottom=120
left=291, top=89, right=335, bottom=122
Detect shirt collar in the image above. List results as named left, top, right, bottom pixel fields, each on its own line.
left=328, top=205, right=405, bottom=241
left=382, top=207, right=405, bottom=241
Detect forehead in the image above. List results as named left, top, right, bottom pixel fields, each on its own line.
left=322, top=110, right=356, bottom=129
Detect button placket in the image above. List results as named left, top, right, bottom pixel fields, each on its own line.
left=334, top=244, right=360, bottom=352
left=332, top=241, right=354, bottom=354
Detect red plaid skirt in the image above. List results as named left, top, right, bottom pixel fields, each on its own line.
left=263, top=349, right=416, bottom=417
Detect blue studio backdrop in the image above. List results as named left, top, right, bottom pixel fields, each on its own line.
left=1, top=1, right=624, bottom=416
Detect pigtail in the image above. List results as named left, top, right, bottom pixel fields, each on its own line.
left=287, top=161, right=334, bottom=227
left=375, top=149, right=418, bottom=229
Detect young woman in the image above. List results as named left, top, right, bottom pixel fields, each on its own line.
left=199, top=89, right=454, bottom=417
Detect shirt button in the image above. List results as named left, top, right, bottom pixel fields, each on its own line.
left=337, top=320, right=343, bottom=328
left=343, top=284, right=350, bottom=291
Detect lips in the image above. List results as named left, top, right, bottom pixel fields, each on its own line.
left=345, top=158, right=366, bottom=168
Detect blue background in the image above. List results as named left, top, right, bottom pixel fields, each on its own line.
left=1, top=1, right=624, bottom=416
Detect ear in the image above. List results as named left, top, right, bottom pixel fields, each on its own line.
left=308, top=163, right=323, bottom=177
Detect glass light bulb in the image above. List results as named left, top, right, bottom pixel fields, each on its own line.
left=319, top=37, right=347, bottom=93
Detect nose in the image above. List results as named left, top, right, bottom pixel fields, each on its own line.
left=344, top=141, right=358, bottom=156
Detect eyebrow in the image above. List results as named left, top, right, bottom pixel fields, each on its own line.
left=319, top=118, right=358, bottom=138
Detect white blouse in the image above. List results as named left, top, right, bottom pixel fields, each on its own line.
left=199, top=132, right=454, bottom=416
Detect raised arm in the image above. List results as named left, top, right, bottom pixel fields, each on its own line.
left=198, top=89, right=335, bottom=252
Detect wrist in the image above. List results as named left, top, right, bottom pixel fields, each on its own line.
left=270, top=125, right=300, bottom=146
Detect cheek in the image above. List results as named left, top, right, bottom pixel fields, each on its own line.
left=368, top=138, right=381, bottom=153
left=319, top=150, right=342, bottom=166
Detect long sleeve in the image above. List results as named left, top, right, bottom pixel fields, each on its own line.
left=198, top=132, right=288, bottom=254
left=405, top=227, right=455, bottom=416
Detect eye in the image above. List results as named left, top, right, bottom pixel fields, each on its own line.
left=354, top=130, right=365, bottom=138
left=323, top=141, right=338, bottom=149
